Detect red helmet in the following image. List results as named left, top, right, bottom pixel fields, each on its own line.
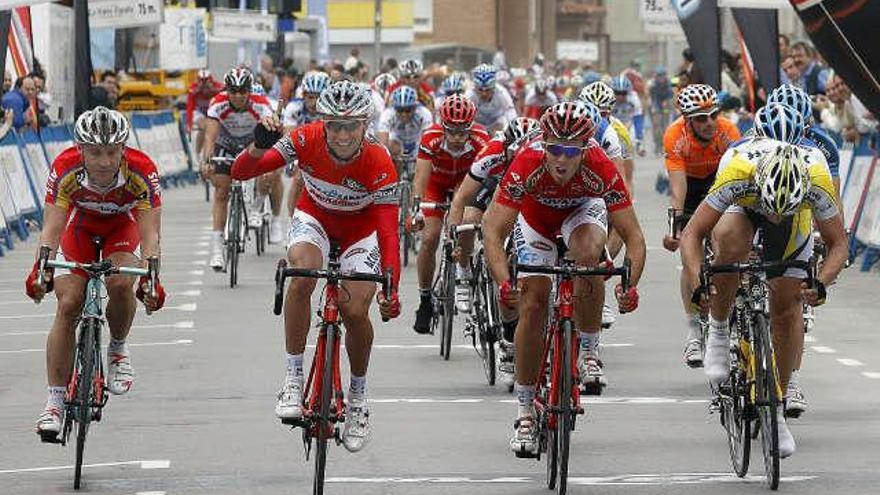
left=539, top=101, right=597, bottom=143
left=439, top=94, right=476, bottom=127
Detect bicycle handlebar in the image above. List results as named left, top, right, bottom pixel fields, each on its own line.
left=210, top=156, right=235, bottom=165
left=449, top=223, right=481, bottom=240
left=513, top=258, right=632, bottom=291
left=692, top=257, right=817, bottom=307
left=418, top=201, right=450, bottom=212
left=273, top=259, right=394, bottom=321
left=667, top=207, right=689, bottom=240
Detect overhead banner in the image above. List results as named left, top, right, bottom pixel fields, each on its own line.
left=789, top=0, right=880, bottom=117
left=673, top=0, right=721, bottom=88
left=160, top=8, right=207, bottom=70
left=640, top=0, right=685, bottom=37
left=732, top=8, right=779, bottom=94
left=556, top=40, right=599, bottom=63
left=211, top=8, right=277, bottom=42
left=88, top=0, right=164, bottom=30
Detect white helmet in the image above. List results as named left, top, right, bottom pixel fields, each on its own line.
left=755, top=142, right=811, bottom=216
left=579, top=82, right=616, bottom=112
left=316, top=80, right=374, bottom=119
left=74, top=106, right=130, bottom=145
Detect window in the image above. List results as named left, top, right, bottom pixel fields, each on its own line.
left=413, top=0, right=432, bottom=33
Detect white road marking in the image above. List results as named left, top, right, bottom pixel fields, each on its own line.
left=0, top=339, right=192, bottom=354
left=176, top=289, right=202, bottom=297
left=194, top=250, right=209, bottom=256
left=369, top=396, right=708, bottom=405
left=861, top=372, right=880, bottom=379
left=184, top=280, right=204, bottom=286
left=141, top=303, right=197, bottom=313
left=804, top=334, right=817, bottom=343
left=0, top=459, right=170, bottom=475
left=0, top=299, right=37, bottom=306
left=0, top=313, right=53, bottom=320
left=837, top=358, right=865, bottom=367
left=132, top=321, right=195, bottom=330
left=136, top=492, right=166, bottom=495
left=188, top=270, right=205, bottom=276
left=327, top=473, right=815, bottom=485
left=197, top=241, right=209, bottom=247
left=307, top=343, right=634, bottom=350
left=811, top=346, right=837, bottom=354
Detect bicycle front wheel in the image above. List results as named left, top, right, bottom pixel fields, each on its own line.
left=723, top=362, right=751, bottom=477
left=313, top=324, right=337, bottom=495
left=556, top=319, right=575, bottom=495
left=73, top=318, right=98, bottom=490
left=754, top=314, right=780, bottom=490
left=440, top=249, right=455, bottom=361
left=474, top=262, right=496, bottom=385
left=228, top=191, right=242, bottom=288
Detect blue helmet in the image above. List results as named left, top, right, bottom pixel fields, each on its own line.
left=471, top=63, right=497, bottom=89
left=441, top=72, right=466, bottom=95
left=390, top=85, right=418, bottom=109
left=582, top=71, right=601, bottom=85
left=581, top=101, right=605, bottom=129
left=251, top=83, right=266, bottom=96
left=610, top=75, right=632, bottom=93
left=754, top=103, right=805, bottom=144
left=301, top=71, right=331, bottom=95
left=767, top=84, right=812, bottom=124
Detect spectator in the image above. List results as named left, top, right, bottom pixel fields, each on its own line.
left=89, top=71, right=119, bottom=109
left=679, top=48, right=704, bottom=84
left=28, top=71, right=51, bottom=127
left=790, top=41, right=830, bottom=95
left=345, top=48, right=360, bottom=73
left=817, top=74, right=877, bottom=143
left=778, top=34, right=791, bottom=59
left=780, top=55, right=800, bottom=86
left=382, top=57, right=398, bottom=74
left=492, top=45, right=507, bottom=71
left=2, top=71, right=11, bottom=95
left=1, top=76, right=35, bottom=129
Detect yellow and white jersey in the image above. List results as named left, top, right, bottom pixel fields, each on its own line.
left=609, top=116, right=634, bottom=161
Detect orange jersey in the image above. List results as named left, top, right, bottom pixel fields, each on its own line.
left=663, top=116, right=740, bottom=179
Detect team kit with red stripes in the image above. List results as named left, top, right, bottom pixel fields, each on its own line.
left=23, top=60, right=848, bottom=492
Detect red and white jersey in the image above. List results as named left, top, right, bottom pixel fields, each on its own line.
left=206, top=92, right=274, bottom=152
left=418, top=123, right=491, bottom=190
left=45, top=146, right=162, bottom=218
left=496, top=141, right=632, bottom=238
left=231, top=121, right=400, bottom=285
left=271, top=122, right=399, bottom=214
left=468, top=135, right=533, bottom=182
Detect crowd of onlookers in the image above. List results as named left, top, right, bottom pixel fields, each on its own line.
left=0, top=58, right=52, bottom=134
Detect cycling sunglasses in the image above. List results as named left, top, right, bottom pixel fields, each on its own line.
left=444, top=125, right=472, bottom=137
left=689, top=110, right=720, bottom=123
left=325, top=120, right=364, bottom=133
left=546, top=143, right=586, bottom=158
left=396, top=106, right=415, bottom=114
left=228, top=87, right=250, bottom=95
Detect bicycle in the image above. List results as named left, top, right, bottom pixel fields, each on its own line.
left=36, top=241, right=157, bottom=490
left=419, top=201, right=456, bottom=360
left=211, top=156, right=250, bottom=288
left=396, top=157, right=417, bottom=267
left=452, top=223, right=499, bottom=385
left=697, top=252, right=815, bottom=491
left=242, top=178, right=270, bottom=257
left=273, top=246, right=392, bottom=495
left=513, top=258, right=630, bottom=495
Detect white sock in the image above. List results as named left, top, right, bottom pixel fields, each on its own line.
left=686, top=314, right=702, bottom=341
left=788, top=369, right=800, bottom=391
left=46, top=386, right=65, bottom=410
left=349, top=374, right=367, bottom=399
left=108, top=338, right=126, bottom=354
left=514, top=382, right=536, bottom=418
left=272, top=214, right=282, bottom=224
left=286, top=353, right=304, bottom=379
left=579, top=331, right=600, bottom=354
left=708, top=316, right=729, bottom=340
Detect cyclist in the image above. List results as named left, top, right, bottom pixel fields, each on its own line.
left=202, top=67, right=278, bottom=270
left=662, top=84, right=740, bottom=367
left=468, top=64, right=517, bottom=134
left=580, top=81, right=636, bottom=192
left=377, top=85, right=433, bottom=175
left=185, top=69, right=224, bottom=156
left=523, top=78, right=558, bottom=119
left=26, top=107, right=166, bottom=440
left=741, top=102, right=831, bottom=418
left=231, top=81, right=401, bottom=453
left=681, top=139, right=848, bottom=458
left=447, top=116, right=541, bottom=386
left=767, top=84, right=841, bottom=194
left=388, top=59, right=435, bottom=111
left=411, top=94, right=491, bottom=334
left=482, top=101, right=645, bottom=455
left=435, top=71, right=467, bottom=111
left=371, top=72, right=397, bottom=126
left=610, top=75, right=645, bottom=158
left=282, top=71, right=331, bottom=128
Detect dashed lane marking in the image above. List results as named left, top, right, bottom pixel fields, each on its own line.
left=0, top=339, right=193, bottom=354
left=326, top=473, right=815, bottom=485
left=862, top=372, right=880, bottom=379
left=837, top=358, right=865, bottom=367
left=810, top=346, right=837, bottom=354
left=369, top=396, right=709, bottom=405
